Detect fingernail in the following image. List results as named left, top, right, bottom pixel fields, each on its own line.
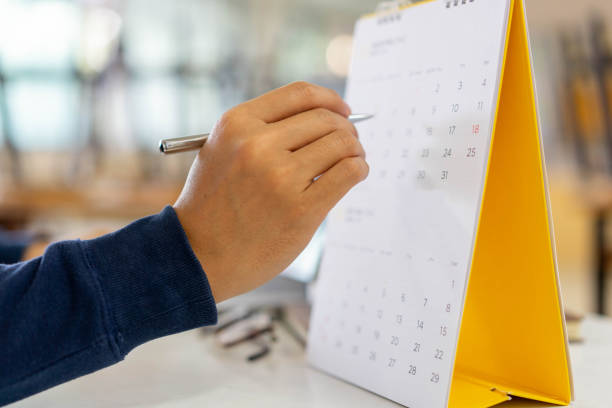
left=344, top=102, right=352, bottom=116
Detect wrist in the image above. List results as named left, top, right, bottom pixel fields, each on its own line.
left=173, top=203, right=233, bottom=303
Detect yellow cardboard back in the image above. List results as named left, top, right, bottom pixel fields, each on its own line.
left=449, top=0, right=572, bottom=406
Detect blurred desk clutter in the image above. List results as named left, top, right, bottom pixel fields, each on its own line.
left=560, top=16, right=612, bottom=315
left=0, top=184, right=181, bottom=254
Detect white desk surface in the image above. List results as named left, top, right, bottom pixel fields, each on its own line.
left=11, top=315, right=612, bottom=408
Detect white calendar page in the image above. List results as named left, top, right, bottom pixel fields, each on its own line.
left=307, top=1, right=512, bottom=407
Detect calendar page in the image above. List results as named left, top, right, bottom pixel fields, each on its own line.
left=307, top=1, right=512, bottom=407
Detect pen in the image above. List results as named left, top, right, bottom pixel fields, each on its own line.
left=159, top=113, right=374, bottom=154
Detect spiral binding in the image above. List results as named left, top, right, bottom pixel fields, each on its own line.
left=376, top=0, right=476, bottom=13
left=374, top=0, right=474, bottom=24
left=445, top=0, right=476, bottom=7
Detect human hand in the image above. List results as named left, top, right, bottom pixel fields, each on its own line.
left=173, top=82, right=368, bottom=302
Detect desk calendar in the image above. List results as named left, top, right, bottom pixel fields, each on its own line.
left=307, top=0, right=573, bottom=407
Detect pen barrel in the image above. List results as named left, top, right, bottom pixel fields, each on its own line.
left=159, top=134, right=209, bottom=154
left=158, top=114, right=372, bottom=154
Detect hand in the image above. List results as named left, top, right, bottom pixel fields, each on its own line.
left=173, top=82, right=369, bottom=302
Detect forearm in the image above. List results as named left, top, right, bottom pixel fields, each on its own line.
left=0, top=207, right=217, bottom=406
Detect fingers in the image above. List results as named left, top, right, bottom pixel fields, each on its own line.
left=305, top=157, right=369, bottom=213
left=239, top=82, right=351, bottom=123
left=270, top=108, right=358, bottom=151
left=293, top=129, right=365, bottom=182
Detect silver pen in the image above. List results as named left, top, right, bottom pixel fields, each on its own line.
left=159, top=113, right=374, bottom=154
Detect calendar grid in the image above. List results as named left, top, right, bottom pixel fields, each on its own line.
left=308, top=1, right=512, bottom=407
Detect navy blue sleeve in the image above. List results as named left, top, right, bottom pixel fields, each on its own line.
left=0, top=206, right=218, bottom=406
left=0, top=229, right=31, bottom=264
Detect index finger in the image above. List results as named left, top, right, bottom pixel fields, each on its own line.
left=239, top=82, right=351, bottom=123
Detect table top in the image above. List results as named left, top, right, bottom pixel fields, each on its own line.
left=11, top=315, right=612, bottom=408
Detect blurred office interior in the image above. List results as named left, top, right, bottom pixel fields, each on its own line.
left=3, top=0, right=612, bottom=318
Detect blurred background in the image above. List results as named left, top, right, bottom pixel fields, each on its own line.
left=3, top=0, right=612, bottom=318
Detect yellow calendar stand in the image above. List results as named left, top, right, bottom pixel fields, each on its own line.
left=449, top=0, right=573, bottom=406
